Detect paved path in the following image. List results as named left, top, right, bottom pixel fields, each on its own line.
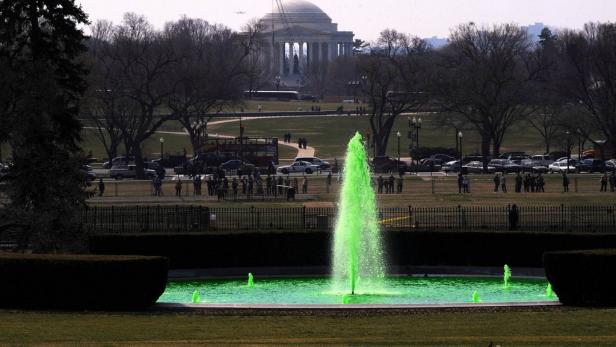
left=157, top=116, right=317, bottom=158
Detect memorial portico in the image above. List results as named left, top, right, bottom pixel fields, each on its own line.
left=260, top=0, right=354, bottom=86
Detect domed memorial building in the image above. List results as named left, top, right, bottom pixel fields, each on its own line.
left=259, top=0, right=355, bottom=85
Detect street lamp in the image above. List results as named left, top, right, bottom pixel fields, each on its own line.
left=397, top=131, right=401, bottom=174
left=159, top=137, right=165, bottom=161
left=576, top=128, right=582, bottom=162
left=458, top=131, right=464, bottom=167
left=564, top=130, right=572, bottom=173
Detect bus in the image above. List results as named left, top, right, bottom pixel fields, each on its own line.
left=244, top=90, right=300, bottom=101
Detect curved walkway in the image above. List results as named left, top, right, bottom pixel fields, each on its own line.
left=158, top=116, right=317, bottom=158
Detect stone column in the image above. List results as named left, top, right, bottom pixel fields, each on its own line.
left=329, top=42, right=337, bottom=61
left=280, top=42, right=285, bottom=76
left=298, top=42, right=304, bottom=72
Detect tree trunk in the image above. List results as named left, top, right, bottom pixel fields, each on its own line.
left=492, top=138, right=502, bottom=158
left=481, top=134, right=491, bottom=172
left=132, top=143, right=145, bottom=179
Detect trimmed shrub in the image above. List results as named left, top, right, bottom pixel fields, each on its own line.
left=544, top=249, right=616, bottom=306
left=89, top=231, right=616, bottom=269
left=0, top=253, right=168, bottom=310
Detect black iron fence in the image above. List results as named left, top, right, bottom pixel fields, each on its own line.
left=82, top=205, right=616, bottom=234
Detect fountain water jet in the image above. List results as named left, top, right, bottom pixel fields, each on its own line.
left=332, top=132, right=385, bottom=295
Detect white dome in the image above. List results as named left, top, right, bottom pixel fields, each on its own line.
left=262, top=0, right=335, bottom=32
left=273, top=0, right=327, bottom=15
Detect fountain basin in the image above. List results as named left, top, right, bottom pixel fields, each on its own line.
left=159, top=276, right=558, bottom=305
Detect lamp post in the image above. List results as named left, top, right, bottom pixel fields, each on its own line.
left=576, top=128, right=582, bottom=161
left=458, top=131, right=464, bottom=168
left=159, top=137, right=165, bottom=161
left=397, top=131, right=401, bottom=174
left=564, top=130, right=572, bottom=173
left=239, top=115, right=245, bottom=162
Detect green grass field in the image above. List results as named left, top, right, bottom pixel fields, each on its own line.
left=1, top=308, right=616, bottom=345
left=210, top=114, right=553, bottom=160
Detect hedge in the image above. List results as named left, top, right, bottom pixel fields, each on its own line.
left=544, top=249, right=616, bottom=306
left=0, top=253, right=168, bottom=310
left=89, top=230, right=616, bottom=269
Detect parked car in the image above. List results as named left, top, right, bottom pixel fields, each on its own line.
left=576, top=159, right=605, bottom=173
left=606, top=160, right=616, bottom=172
left=103, top=156, right=134, bottom=169
left=442, top=160, right=462, bottom=173
left=81, top=165, right=97, bottom=182
left=294, top=157, right=331, bottom=170
left=549, top=161, right=576, bottom=174
left=498, top=152, right=528, bottom=160
left=372, top=156, right=409, bottom=173
left=144, top=161, right=166, bottom=178
left=109, top=165, right=157, bottom=180
left=174, top=153, right=220, bottom=175
left=430, top=154, right=455, bottom=163
left=520, top=159, right=549, bottom=173
left=220, top=160, right=256, bottom=173
left=462, top=161, right=496, bottom=174
left=462, top=155, right=485, bottom=164
left=277, top=161, right=319, bottom=175
left=153, top=155, right=187, bottom=169
left=410, top=160, right=442, bottom=173
left=488, top=159, right=521, bottom=173
left=530, top=155, right=554, bottom=167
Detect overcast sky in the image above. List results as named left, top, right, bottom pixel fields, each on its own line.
left=76, top=0, right=616, bottom=40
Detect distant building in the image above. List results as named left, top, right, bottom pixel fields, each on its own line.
left=259, top=0, right=355, bottom=88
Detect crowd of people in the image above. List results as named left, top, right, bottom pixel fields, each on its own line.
left=167, top=171, right=319, bottom=201
left=376, top=174, right=404, bottom=194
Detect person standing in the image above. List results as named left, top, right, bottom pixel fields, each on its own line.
left=302, top=176, right=308, bottom=194
left=463, top=175, right=470, bottom=193
left=193, top=175, right=201, bottom=196
left=326, top=172, right=332, bottom=193
left=388, top=174, right=395, bottom=194
left=537, top=173, right=545, bottom=193
left=500, top=174, right=508, bottom=193
left=457, top=173, right=463, bottom=194
left=600, top=173, right=609, bottom=192
left=523, top=174, right=530, bottom=193
left=175, top=176, right=182, bottom=197
left=232, top=178, right=238, bottom=201
left=98, top=178, right=105, bottom=197
left=493, top=174, right=500, bottom=193
left=610, top=172, right=616, bottom=193
left=515, top=173, right=522, bottom=193
left=562, top=172, right=570, bottom=193
left=378, top=175, right=384, bottom=194
left=396, top=176, right=403, bottom=194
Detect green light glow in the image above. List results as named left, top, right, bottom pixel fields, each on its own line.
left=472, top=290, right=481, bottom=303
left=162, top=277, right=557, bottom=305
left=192, top=290, right=200, bottom=304
left=504, top=265, right=512, bottom=289
left=332, top=132, right=385, bottom=295
left=247, top=273, right=254, bottom=288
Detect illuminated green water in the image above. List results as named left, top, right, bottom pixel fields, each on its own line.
left=332, top=132, right=385, bottom=295
left=159, top=277, right=558, bottom=305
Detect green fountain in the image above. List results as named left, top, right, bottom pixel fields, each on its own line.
left=158, top=133, right=559, bottom=306
left=332, top=132, right=385, bottom=295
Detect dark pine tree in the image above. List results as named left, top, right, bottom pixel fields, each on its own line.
left=0, top=0, right=91, bottom=252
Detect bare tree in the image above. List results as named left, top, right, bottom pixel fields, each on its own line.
left=432, top=23, right=541, bottom=167
left=359, top=29, right=430, bottom=156
left=555, top=23, right=616, bottom=156
left=88, top=13, right=178, bottom=178
left=164, top=17, right=255, bottom=153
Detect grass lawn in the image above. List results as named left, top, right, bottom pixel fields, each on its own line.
left=89, top=174, right=616, bottom=207
left=210, top=113, right=555, bottom=160
left=1, top=308, right=616, bottom=345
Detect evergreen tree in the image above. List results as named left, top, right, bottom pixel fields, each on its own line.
left=0, top=0, right=91, bottom=252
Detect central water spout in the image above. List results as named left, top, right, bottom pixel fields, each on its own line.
left=332, top=132, right=385, bottom=295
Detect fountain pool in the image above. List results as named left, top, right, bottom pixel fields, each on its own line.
left=159, top=276, right=558, bottom=305
left=157, top=133, right=558, bottom=307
